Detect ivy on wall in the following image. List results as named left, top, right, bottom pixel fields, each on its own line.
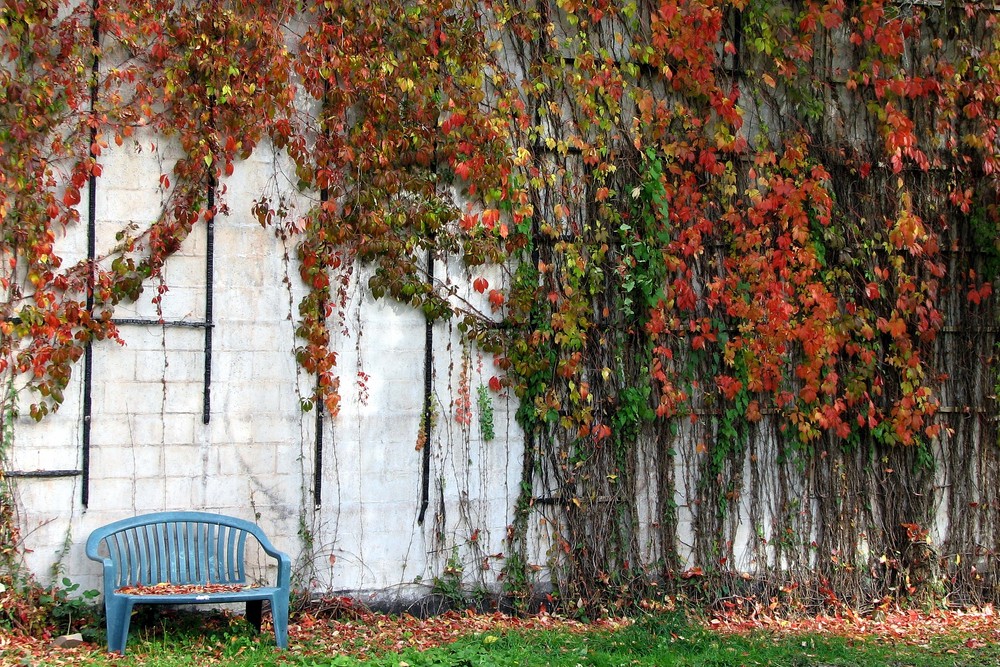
left=2, top=0, right=1000, bottom=613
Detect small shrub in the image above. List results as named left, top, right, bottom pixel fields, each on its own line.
left=0, top=573, right=100, bottom=637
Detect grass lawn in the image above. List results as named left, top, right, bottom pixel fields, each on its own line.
left=2, top=607, right=999, bottom=666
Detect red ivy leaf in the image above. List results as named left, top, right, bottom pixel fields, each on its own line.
left=62, top=187, right=80, bottom=207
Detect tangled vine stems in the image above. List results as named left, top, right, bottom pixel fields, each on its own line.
left=3, top=0, right=1000, bottom=613
left=1, top=378, right=18, bottom=574
left=468, top=0, right=1000, bottom=611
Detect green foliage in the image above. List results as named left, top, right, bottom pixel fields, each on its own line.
left=47, top=577, right=101, bottom=637
left=0, top=575, right=100, bottom=637
left=476, top=385, right=495, bottom=442
left=431, top=549, right=468, bottom=607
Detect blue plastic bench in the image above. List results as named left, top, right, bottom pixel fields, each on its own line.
left=86, top=511, right=291, bottom=654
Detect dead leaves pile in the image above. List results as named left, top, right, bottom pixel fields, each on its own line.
left=707, top=604, right=1000, bottom=647
left=289, top=607, right=630, bottom=660
left=115, top=584, right=252, bottom=596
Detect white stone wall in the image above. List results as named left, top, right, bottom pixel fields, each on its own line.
left=6, top=137, right=524, bottom=601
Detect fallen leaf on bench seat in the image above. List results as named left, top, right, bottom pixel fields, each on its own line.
left=116, top=583, right=253, bottom=595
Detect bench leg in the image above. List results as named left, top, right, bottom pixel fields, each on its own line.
left=105, top=596, right=134, bottom=655
left=246, top=600, right=263, bottom=633
left=271, top=591, right=289, bottom=649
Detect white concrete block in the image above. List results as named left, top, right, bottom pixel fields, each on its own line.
left=86, top=479, right=136, bottom=512
left=162, top=382, right=207, bottom=415
left=123, top=443, right=167, bottom=475
left=132, top=479, right=168, bottom=512
left=161, top=416, right=199, bottom=446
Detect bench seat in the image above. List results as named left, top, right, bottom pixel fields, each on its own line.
left=86, top=511, right=291, bottom=655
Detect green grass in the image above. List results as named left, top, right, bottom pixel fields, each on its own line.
left=360, top=617, right=1000, bottom=667
left=3, top=611, right=999, bottom=666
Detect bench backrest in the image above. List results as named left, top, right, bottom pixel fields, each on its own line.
left=86, top=512, right=275, bottom=588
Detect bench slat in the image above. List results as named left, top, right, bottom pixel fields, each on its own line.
left=142, top=524, right=156, bottom=585
left=175, top=523, right=187, bottom=584
left=176, top=523, right=186, bottom=584
left=181, top=523, right=194, bottom=584
left=184, top=522, right=196, bottom=584
left=154, top=524, right=167, bottom=584
left=123, top=528, right=138, bottom=586
left=205, top=524, right=219, bottom=584
left=168, top=522, right=180, bottom=584
left=216, top=524, right=226, bottom=583
left=230, top=530, right=247, bottom=583
left=108, top=532, right=123, bottom=588
left=196, top=522, right=208, bottom=584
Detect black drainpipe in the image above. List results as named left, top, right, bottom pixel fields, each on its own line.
left=416, top=110, right=441, bottom=526
left=314, top=385, right=324, bottom=508
left=81, top=0, right=101, bottom=508
left=417, top=247, right=434, bottom=525
left=313, top=185, right=328, bottom=508
left=202, top=175, right=215, bottom=424
left=312, top=69, right=332, bottom=509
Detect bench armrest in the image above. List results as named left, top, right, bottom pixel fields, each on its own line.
left=256, top=535, right=292, bottom=589
left=85, top=532, right=120, bottom=598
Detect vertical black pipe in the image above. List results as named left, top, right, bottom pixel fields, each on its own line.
left=313, top=66, right=333, bottom=508
left=313, top=186, right=328, bottom=507
left=202, top=178, right=215, bottom=424
left=314, top=398, right=324, bottom=507
left=81, top=0, right=101, bottom=508
left=417, top=88, right=441, bottom=524
left=417, top=248, right=434, bottom=525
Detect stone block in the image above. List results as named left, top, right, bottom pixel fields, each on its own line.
left=213, top=356, right=255, bottom=385
left=125, top=443, right=167, bottom=475
left=92, top=348, right=138, bottom=383
left=385, top=379, right=426, bottom=412
left=111, top=326, right=165, bottom=353
left=122, top=413, right=167, bottom=445
left=209, top=413, right=254, bottom=445
left=87, top=478, right=136, bottom=512
left=160, top=416, right=199, bottom=446
left=273, top=448, right=305, bottom=478
left=51, top=633, right=84, bottom=649
left=161, top=253, right=207, bottom=287
left=248, top=352, right=296, bottom=381
left=160, top=444, right=202, bottom=475
left=242, top=321, right=291, bottom=351
left=132, top=478, right=167, bottom=512
left=156, top=286, right=206, bottom=322
left=162, top=382, right=207, bottom=415
left=201, top=474, right=252, bottom=509
left=86, top=416, right=132, bottom=449
left=363, top=470, right=420, bottom=505
left=249, top=414, right=302, bottom=445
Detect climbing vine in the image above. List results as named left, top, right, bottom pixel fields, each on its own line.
left=3, top=0, right=1000, bottom=614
